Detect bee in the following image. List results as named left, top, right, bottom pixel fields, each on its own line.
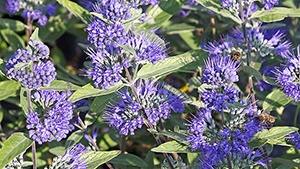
left=230, top=51, right=242, bottom=62
left=255, top=113, right=276, bottom=127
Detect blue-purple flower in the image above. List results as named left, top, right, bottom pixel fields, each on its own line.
left=83, top=46, right=128, bottom=90
left=276, top=51, right=300, bottom=102
left=92, top=0, right=132, bottom=23
left=230, top=26, right=291, bottom=57
left=103, top=80, right=186, bottom=135
left=201, top=85, right=239, bottom=111
left=85, top=18, right=128, bottom=49
left=202, top=56, right=240, bottom=86
left=46, top=143, right=88, bottom=169
left=5, top=40, right=56, bottom=89
left=185, top=105, right=265, bottom=168
left=4, top=0, right=57, bottom=26
left=127, top=30, right=168, bottom=64
left=264, top=0, right=278, bottom=10
left=26, top=90, right=74, bottom=144
left=285, top=132, right=300, bottom=149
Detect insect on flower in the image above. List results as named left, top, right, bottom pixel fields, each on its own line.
left=255, top=113, right=276, bottom=127
left=231, top=50, right=242, bottom=62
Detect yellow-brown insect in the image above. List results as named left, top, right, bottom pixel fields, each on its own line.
left=231, top=51, right=242, bottom=62
left=255, top=114, right=276, bottom=127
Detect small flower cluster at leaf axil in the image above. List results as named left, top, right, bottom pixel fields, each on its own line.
left=5, top=0, right=57, bottom=26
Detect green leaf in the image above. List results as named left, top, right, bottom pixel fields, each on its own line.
left=14, top=62, right=29, bottom=71
left=39, top=15, right=77, bottom=42
left=39, top=80, right=81, bottom=91
left=263, top=75, right=277, bottom=85
left=187, top=153, right=198, bottom=165
left=56, top=0, right=92, bottom=24
left=65, top=130, right=84, bottom=149
left=137, top=53, right=194, bottom=79
left=0, top=106, right=3, bottom=123
left=119, top=44, right=138, bottom=57
left=142, top=151, right=154, bottom=169
left=179, top=31, right=201, bottom=49
left=110, top=153, right=148, bottom=167
left=226, top=100, right=251, bottom=109
left=123, top=8, right=144, bottom=30
left=179, top=49, right=209, bottom=70
left=160, top=23, right=199, bottom=35
left=0, top=18, right=27, bottom=32
left=20, top=87, right=29, bottom=117
left=254, top=126, right=298, bottom=140
left=198, top=83, right=218, bottom=93
left=188, top=76, right=202, bottom=89
left=20, top=88, right=38, bottom=117
left=139, top=0, right=190, bottom=29
left=241, top=65, right=262, bottom=80
left=148, top=130, right=187, bottom=142
left=83, top=150, right=121, bottom=169
left=194, top=0, right=240, bottom=24
left=251, top=7, right=300, bottom=22
left=0, top=58, right=6, bottom=76
left=29, top=28, right=39, bottom=41
left=52, top=46, right=67, bottom=67
left=272, top=158, right=300, bottom=167
left=0, top=80, right=21, bottom=101
left=0, top=29, right=25, bottom=50
left=90, top=12, right=109, bottom=23
left=248, top=139, right=268, bottom=148
left=263, top=89, right=293, bottom=110
left=68, top=81, right=123, bottom=102
left=87, top=93, right=118, bottom=126
left=0, top=132, right=33, bottom=169
left=151, top=140, right=194, bottom=153
left=49, top=146, right=65, bottom=157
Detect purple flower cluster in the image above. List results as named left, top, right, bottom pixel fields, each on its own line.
left=103, top=80, right=186, bottom=135
left=5, top=0, right=57, bottom=26
left=276, top=48, right=300, bottom=102
left=5, top=40, right=56, bottom=89
left=202, top=56, right=240, bottom=86
left=127, top=30, right=168, bottom=64
left=185, top=106, right=265, bottom=168
left=202, top=36, right=236, bottom=58
left=201, top=86, right=239, bottom=111
left=86, top=20, right=127, bottom=49
left=203, top=26, right=291, bottom=60
left=264, top=0, right=279, bottom=10
left=26, top=90, right=74, bottom=144
left=231, top=26, right=291, bottom=58
left=83, top=46, right=128, bottom=90
left=83, top=0, right=168, bottom=91
left=200, top=56, right=239, bottom=111
left=285, top=132, right=300, bottom=149
left=46, top=143, right=88, bottom=168
left=64, top=143, right=88, bottom=168
left=93, top=0, right=132, bottom=22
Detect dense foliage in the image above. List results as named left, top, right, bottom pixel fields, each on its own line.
left=1, top=0, right=300, bottom=168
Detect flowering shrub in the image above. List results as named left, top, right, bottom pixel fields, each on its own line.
left=0, top=0, right=300, bottom=168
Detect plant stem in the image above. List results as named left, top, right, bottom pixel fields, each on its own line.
left=77, top=113, right=114, bottom=169
left=121, top=136, right=126, bottom=153
left=122, top=63, right=175, bottom=169
left=26, top=88, right=36, bottom=169
left=239, top=0, right=272, bottom=168
left=32, top=141, right=37, bottom=169
left=26, top=18, right=32, bottom=43
left=294, top=101, right=300, bottom=127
